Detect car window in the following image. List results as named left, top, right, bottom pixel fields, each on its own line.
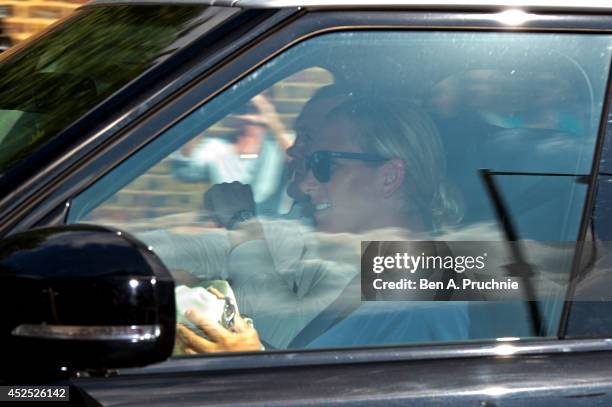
left=68, top=30, right=612, bottom=353
left=0, top=4, right=215, bottom=174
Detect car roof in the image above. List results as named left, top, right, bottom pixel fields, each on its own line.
left=85, top=0, right=612, bottom=12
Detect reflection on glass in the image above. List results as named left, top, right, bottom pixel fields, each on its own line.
left=0, top=5, right=210, bottom=173
left=67, top=30, right=612, bottom=352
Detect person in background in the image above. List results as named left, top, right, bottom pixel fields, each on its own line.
left=171, top=95, right=292, bottom=213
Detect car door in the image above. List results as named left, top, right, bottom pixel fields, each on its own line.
left=10, top=5, right=612, bottom=405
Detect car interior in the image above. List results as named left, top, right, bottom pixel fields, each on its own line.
left=67, top=30, right=612, bottom=349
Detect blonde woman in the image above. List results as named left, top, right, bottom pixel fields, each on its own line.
left=176, top=95, right=468, bottom=352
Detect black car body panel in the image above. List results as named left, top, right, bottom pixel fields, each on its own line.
left=73, top=347, right=612, bottom=406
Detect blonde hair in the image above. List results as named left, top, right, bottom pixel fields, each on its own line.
left=327, top=96, right=459, bottom=229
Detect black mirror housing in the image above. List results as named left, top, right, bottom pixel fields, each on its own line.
left=0, top=225, right=175, bottom=379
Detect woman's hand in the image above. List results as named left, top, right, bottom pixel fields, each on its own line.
left=203, top=182, right=256, bottom=228
left=203, top=182, right=264, bottom=247
left=176, top=288, right=263, bottom=354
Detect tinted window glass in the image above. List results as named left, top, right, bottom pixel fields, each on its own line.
left=70, top=31, right=612, bottom=352
left=0, top=5, right=213, bottom=173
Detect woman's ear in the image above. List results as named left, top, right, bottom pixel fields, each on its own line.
left=381, top=158, right=405, bottom=198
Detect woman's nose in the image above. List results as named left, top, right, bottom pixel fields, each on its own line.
left=298, top=166, right=319, bottom=195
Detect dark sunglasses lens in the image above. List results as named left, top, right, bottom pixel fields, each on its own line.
left=312, top=154, right=331, bottom=183
left=306, top=153, right=330, bottom=183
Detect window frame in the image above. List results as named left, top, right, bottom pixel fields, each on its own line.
left=14, top=7, right=612, bottom=371
left=561, top=65, right=612, bottom=338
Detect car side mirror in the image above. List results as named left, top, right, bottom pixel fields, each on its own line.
left=0, top=224, right=175, bottom=379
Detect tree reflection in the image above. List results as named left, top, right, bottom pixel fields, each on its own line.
left=0, top=5, right=209, bottom=173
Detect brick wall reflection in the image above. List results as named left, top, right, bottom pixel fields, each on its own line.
left=1, top=0, right=83, bottom=46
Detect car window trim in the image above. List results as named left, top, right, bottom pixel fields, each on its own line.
left=557, top=51, right=612, bottom=338
left=117, top=337, right=612, bottom=375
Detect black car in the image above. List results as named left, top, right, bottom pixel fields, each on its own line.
left=2, top=0, right=612, bottom=405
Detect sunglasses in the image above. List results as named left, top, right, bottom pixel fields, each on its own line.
left=305, top=150, right=387, bottom=183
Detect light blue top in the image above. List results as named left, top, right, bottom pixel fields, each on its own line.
left=171, top=135, right=285, bottom=205
left=307, top=301, right=470, bottom=348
